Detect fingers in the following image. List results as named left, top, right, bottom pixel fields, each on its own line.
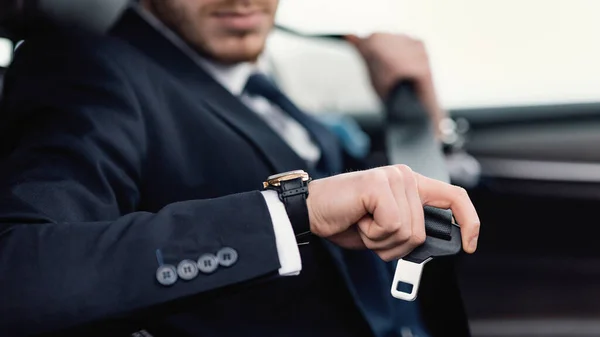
left=344, top=34, right=361, bottom=47
left=358, top=166, right=425, bottom=261
left=345, top=34, right=375, bottom=63
left=357, top=216, right=406, bottom=251
left=358, top=170, right=404, bottom=242
left=399, top=165, right=427, bottom=249
left=358, top=216, right=416, bottom=262
left=328, top=226, right=367, bottom=250
left=320, top=165, right=480, bottom=259
left=377, top=167, right=412, bottom=243
left=416, top=174, right=481, bottom=253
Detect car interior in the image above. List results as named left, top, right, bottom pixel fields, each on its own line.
left=2, top=1, right=600, bottom=337
left=270, top=2, right=600, bottom=336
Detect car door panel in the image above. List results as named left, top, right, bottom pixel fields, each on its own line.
left=451, top=103, right=600, bottom=328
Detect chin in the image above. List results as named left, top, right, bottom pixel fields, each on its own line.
left=210, top=50, right=263, bottom=65
left=202, top=35, right=268, bottom=65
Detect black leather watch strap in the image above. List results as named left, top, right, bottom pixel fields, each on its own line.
left=277, top=177, right=311, bottom=240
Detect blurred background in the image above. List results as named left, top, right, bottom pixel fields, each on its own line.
left=2, top=1, right=600, bottom=336
left=273, top=0, right=600, bottom=108
left=268, top=1, right=600, bottom=336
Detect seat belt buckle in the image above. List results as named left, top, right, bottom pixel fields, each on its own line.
left=391, top=207, right=462, bottom=301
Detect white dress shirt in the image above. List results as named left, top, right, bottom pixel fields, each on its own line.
left=138, top=8, right=319, bottom=277
left=197, top=59, right=321, bottom=166
left=200, top=59, right=317, bottom=277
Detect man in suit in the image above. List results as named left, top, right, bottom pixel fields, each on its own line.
left=0, top=0, right=480, bottom=336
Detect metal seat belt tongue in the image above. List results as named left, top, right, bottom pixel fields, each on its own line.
left=391, top=206, right=462, bottom=301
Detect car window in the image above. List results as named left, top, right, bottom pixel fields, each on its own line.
left=3, top=1, right=598, bottom=110
left=275, top=0, right=600, bottom=109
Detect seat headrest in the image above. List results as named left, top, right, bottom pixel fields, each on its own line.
left=0, top=0, right=130, bottom=40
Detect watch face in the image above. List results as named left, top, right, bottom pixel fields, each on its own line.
left=267, top=170, right=307, bottom=181
left=264, top=170, right=309, bottom=188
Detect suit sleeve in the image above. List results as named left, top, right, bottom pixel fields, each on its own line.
left=0, top=35, right=282, bottom=336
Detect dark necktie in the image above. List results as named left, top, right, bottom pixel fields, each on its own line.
left=244, top=73, right=343, bottom=176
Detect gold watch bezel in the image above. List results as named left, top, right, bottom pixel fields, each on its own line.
left=263, top=170, right=310, bottom=188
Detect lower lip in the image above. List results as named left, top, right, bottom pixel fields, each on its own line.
left=213, top=12, right=265, bottom=31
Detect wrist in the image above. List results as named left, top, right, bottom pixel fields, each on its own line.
left=306, top=179, right=319, bottom=235
left=263, top=170, right=312, bottom=239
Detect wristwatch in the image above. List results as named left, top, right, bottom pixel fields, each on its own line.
left=263, top=170, right=312, bottom=242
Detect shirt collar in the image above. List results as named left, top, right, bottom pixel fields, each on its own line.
left=196, top=59, right=257, bottom=96
left=136, top=6, right=268, bottom=96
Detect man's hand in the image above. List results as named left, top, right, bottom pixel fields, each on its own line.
left=346, top=33, right=447, bottom=135
left=307, top=165, right=480, bottom=262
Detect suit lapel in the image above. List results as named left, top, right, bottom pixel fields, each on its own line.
left=191, top=69, right=311, bottom=175
left=107, top=7, right=430, bottom=335
left=109, top=6, right=309, bottom=175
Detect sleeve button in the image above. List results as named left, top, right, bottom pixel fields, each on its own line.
left=217, top=247, right=238, bottom=267
left=156, top=264, right=178, bottom=286
left=197, top=254, right=219, bottom=274
left=177, top=259, right=199, bottom=280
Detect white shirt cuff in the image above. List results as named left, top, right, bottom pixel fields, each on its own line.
left=261, top=190, right=302, bottom=276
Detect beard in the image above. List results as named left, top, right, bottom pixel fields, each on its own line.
left=145, top=0, right=276, bottom=64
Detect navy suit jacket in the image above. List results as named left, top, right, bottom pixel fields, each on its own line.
left=0, top=8, right=469, bottom=337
